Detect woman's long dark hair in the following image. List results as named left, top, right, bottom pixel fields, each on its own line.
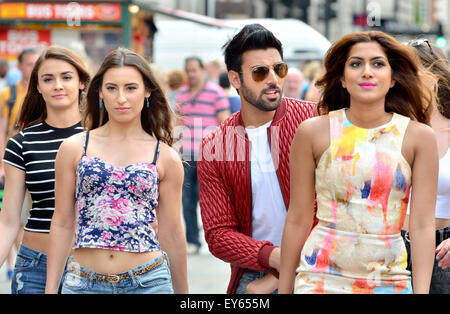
left=316, top=31, right=433, bottom=124
left=17, top=46, right=91, bottom=130
left=84, top=47, right=175, bottom=146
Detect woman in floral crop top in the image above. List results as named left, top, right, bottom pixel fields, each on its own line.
left=45, top=48, right=188, bottom=294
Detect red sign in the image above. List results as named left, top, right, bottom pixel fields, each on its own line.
left=0, top=2, right=122, bottom=22
left=0, top=29, right=51, bottom=59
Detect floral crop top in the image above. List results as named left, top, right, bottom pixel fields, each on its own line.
left=73, top=132, right=161, bottom=252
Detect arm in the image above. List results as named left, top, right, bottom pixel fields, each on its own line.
left=45, top=138, right=79, bottom=294
left=0, top=164, right=26, bottom=265
left=156, top=144, right=188, bottom=294
left=0, top=90, right=8, bottom=178
left=198, top=147, right=275, bottom=272
left=408, top=123, right=438, bottom=294
left=278, top=122, right=316, bottom=294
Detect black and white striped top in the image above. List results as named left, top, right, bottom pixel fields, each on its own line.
left=3, top=121, right=83, bottom=233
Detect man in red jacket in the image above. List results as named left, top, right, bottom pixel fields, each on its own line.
left=197, top=24, right=317, bottom=294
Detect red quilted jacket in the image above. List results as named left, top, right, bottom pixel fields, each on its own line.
left=198, top=98, right=318, bottom=294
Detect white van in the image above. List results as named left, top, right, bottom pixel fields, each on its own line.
left=152, top=18, right=331, bottom=71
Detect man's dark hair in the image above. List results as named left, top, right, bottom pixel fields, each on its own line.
left=218, top=71, right=230, bottom=89
left=222, top=24, right=283, bottom=74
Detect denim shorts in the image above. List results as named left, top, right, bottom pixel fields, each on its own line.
left=11, top=244, right=67, bottom=294
left=62, top=252, right=174, bottom=294
left=235, top=270, right=278, bottom=294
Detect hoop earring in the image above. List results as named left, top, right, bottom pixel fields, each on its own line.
left=146, top=97, right=150, bottom=109
left=99, top=99, right=104, bottom=108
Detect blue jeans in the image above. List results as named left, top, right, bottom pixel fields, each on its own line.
left=182, top=161, right=201, bottom=247
left=62, top=252, right=174, bottom=294
left=11, top=244, right=66, bottom=294
left=235, top=271, right=278, bottom=294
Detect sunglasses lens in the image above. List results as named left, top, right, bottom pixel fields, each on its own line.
left=252, top=66, right=269, bottom=82
left=274, top=63, right=288, bottom=78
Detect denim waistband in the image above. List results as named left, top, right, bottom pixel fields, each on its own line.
left=17, top=244, right=47, bottom=262
left=67, top=251, right=168, bottom=282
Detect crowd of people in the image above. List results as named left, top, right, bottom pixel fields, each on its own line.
left=0, top=22, right=448, bottom=294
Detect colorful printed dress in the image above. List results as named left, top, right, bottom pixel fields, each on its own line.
left=295, top=108, right=412, bottom=294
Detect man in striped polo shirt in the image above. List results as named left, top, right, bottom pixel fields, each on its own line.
left=175, top=56, right=230, bottom=255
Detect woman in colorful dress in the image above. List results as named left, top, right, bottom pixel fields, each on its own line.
left=279, top=31, right=438, bottom=294
left=0, top=46, right=90, bottom=293
left=45, top=48, right=188, bottom=294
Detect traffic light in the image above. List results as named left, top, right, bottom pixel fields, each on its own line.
left=436, top=36, right=447, bottom=48
left=325, top=0, right=337, bottom=20
left=435, top=23, right=447, bottom=48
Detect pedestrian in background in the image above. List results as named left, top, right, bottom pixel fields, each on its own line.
left=198, top=23, right=316, bottom=294
left=167, top=68, right=187, bottom=111
left=0, top=46, right=90, bottom=293
left=279, top=31, right=437, bottom=294
left=46, top=47, right=188, bottom=294
left=175, top=56, right=230, bottom=255
left=0, top=49, right=41, bottom=278
left=403, top=40, right=450, bottom=293
left=282, top=67, right=304, bottom=99
left=0, top=59, right=8, bottom=91
left=218, top=71, right=241, bottom=114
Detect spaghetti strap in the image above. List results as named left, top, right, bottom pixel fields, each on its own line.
left=82, top=131, right=90, bottom=156
left=152, top=140, right=161, bottom=165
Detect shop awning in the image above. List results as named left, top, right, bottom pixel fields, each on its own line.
left=132, top=0, right=234, bottom=29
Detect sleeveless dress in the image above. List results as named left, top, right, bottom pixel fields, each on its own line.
left=295, top=108, right=413, bottom=294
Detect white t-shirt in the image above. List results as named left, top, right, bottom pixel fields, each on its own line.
left=246, top=120, right=287, bottom=247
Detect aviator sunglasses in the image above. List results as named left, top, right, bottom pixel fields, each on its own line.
left=248, top=62, right=289, bottom=82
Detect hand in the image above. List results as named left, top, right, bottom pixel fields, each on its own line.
left=268, top=247, right=281, bottom=271
left=246, top=273, right=278, bottom=294
left=436, top=239, right=450, bottom=269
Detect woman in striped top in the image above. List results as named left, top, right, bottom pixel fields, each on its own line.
left=0, top=46, right=90, bottom=293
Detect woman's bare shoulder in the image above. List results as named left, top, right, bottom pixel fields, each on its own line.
left=157, top=142, right=183, bottom=180
left=406, top=120, right=435, bottom=143
left=58, top=131, right=85, bottom=159
left=296, top=115, right=329, bottom=135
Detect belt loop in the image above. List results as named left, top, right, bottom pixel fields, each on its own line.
left=129, top=269, right=138, bottom=287
left=163, top=251, right=170, bottom=267
left=34, top=252, right=43, bottom=267
left=88, top=272, right=94, bottom=289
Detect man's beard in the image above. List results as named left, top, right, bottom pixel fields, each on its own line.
left=240, top=80, right=282, bottom=112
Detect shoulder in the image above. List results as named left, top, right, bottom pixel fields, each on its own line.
left=5, top=131, right=24, bottom=154
left=58, top=132, right=85, bottom=157
left=283, top=98, right=318, bottom=117
left=404, top=120, right=436, bottom=155
left=295, top=115, right=328, bottom=139
left=406, top=120, right=435, bottom=141
left=204, top=81, right=221, bottom=92
left=160, top=142, right=182, bottom=164
left=158, top=142, right=183, bottom=181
